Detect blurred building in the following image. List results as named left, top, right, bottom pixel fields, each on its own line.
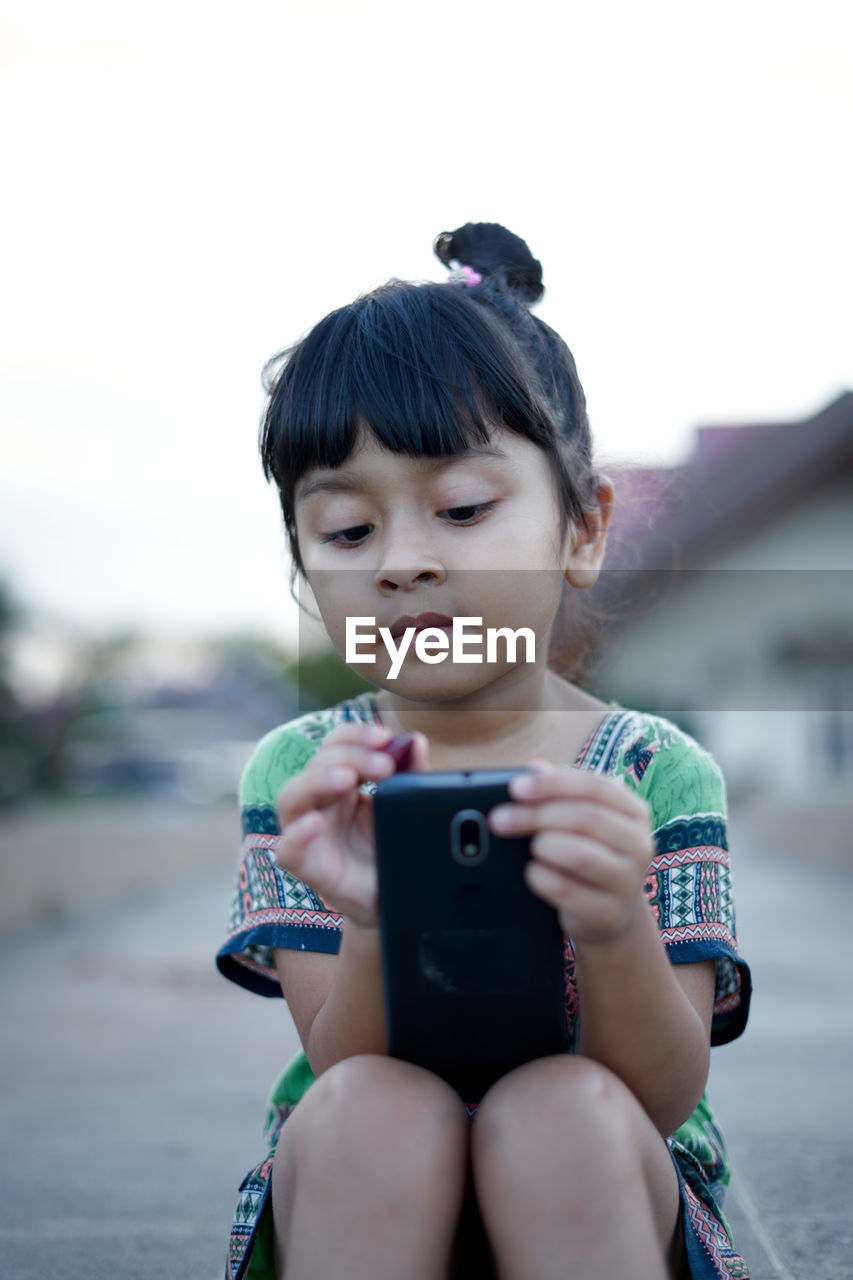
left=64, top=637, right=303, bottom=801
left=593, top=392, right=853, bottom=797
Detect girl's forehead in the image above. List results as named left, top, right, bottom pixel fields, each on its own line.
left=295, top=425, right=523, bottom=500
left=351, top=427, right=512, bottom=469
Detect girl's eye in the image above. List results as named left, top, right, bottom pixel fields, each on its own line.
left=443, top=502, right=494, bottom=524
left=319, top=504, right=494, bottom=544
left=322, top=524, right=372, bottom=545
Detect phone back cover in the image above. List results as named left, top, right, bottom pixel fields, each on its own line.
left=374, top=770, right=568, bottom=1099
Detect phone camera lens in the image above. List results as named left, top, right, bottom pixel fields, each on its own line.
left=451, top=809, right=489, bottom=866
left=460, top=819, right=480, bottom=859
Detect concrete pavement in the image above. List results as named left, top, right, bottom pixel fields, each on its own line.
left=0, top=845, right=300, bottom=1280
left=1, top=802, right=851, bottom=1279
left=707, top=810, right=853, bottom=1280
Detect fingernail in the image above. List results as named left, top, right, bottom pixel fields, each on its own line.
left=490, top=805, right=514, bottom=830
left=510, top=773, right=537, bottom=797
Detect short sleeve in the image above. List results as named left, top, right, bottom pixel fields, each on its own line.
left=610, top=713, right=752, bottom=1045
left=215, top=712, right=345, bottom=998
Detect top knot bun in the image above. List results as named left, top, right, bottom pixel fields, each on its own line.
left=434, top=222, right=544, bottom=305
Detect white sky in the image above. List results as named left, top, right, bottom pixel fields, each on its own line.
left=2, top=0, right=852, bottom=647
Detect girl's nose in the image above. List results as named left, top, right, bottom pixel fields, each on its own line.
left=374, top=562, right=447, bottom=593
left=373, top=523, right=447, bottom=593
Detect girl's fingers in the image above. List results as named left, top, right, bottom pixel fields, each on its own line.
left=490, top=798, right=653, bottom=864
left=277, top=742, right=396, bottom=824
left=508, top=766, right=650, bottom=822
left=524, top=860, right=636, bottom=940
left=523, top=757, right=557, bottom=774
left=407, top=731, right=432, bottom=774
left=277, top=809, right=378, bottom=926
left=323, top=722, right=395, bottom=749
left=276, top=809, right=325, bottom=886
left=284, top=809, right=324, bottom=845
left=528, top=830, right=630, bottom=888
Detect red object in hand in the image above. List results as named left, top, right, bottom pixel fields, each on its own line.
left=383, top=734, right=415, bottom=773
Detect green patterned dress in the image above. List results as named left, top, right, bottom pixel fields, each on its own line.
left=217, top=694, right=752, bottom=1280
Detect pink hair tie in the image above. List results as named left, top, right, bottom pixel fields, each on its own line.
left=447, top=262, right=483, bottom=288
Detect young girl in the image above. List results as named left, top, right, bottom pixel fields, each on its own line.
left=217, top=222, right=752, bottom=1280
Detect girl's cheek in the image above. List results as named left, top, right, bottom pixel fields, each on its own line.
left=314, top=600, right=384, bottom=672
left=301, top=572, right=359, bottom=621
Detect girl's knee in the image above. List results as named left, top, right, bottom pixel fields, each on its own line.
left=471, top=1057, right=681, bottom=1272
left=271, top=1056, right=470, bottom=1273
left=288, top=1054, right=467, bottom=1162
left=473, top=1055, right=644, bottom=1161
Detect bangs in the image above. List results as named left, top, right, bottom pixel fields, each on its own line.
left=261, top=282, right=555, bottom=489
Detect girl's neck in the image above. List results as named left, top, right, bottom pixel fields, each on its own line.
left=374, top=670, right=609, bottom=771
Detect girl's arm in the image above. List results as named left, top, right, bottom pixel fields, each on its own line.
left=489, top=764, right=715, bottom=1137
left=274, top=928, right=387, bottom=1076
left=272, top=722, right=426, bottom=1077
left=572, top=909, right=715, bottom=1136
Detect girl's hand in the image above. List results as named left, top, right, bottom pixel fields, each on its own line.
left=488, top=761, right=655, bottom=944
left=275, top=723, right=429, bottom=930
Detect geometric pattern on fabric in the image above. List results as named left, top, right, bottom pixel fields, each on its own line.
left=228, top=1153, right=274, bottom=1280
left=647, top=845, right=729, bottom=934
left=218, top=694, right=753, bottom=1280
left=218, top=825, right=344, bottom=993
left=582, top=704, right=751, bottom=1047
left=679, top=1179, right=752, bottom=1278
left=216, top=700, right=373, bottom=996
left=642, top=810, right=746, bottom=1042
left=671, top=862, right=699, bottom=926
left=673, top=1136, right=752, bottom=1277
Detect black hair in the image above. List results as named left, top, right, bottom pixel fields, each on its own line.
left=433, top=222, right=544, bottom=304
left=261, top=223, right=599, bottom=583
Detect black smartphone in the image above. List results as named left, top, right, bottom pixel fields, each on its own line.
left=373, top=769, right=569, bottom=1099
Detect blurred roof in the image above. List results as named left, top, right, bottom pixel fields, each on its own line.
left=606, top=391, right=853, bottom=570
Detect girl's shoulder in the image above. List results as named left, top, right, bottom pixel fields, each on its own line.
left=239, top=690, right=380, bottom=809
left=585, top=706, right=727, bottom=827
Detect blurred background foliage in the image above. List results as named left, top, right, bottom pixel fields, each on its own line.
left=0, top=578, right=373, bottom=809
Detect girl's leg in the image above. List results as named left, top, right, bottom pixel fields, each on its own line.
left=471, top=1056, right=683, bottom=1280
left=270, top=1054, right=468, bottom=1280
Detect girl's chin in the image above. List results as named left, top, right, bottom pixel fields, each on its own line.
left=371, top=663, right=539, bottom=705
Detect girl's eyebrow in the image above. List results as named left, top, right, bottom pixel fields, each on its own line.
left=295, top=443, right=510, bottom=502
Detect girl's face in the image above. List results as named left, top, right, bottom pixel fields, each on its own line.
left=293, top=427, right=609, bottom=701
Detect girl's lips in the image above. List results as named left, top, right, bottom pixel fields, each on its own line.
left=388, top=612, right=454, bottom=640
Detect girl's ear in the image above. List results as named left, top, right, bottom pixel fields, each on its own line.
left=292, top=572, right=325, bottom=627
left=564, top=478, right=614, bottom=589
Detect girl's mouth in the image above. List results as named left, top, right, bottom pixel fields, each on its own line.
left=388, top=612, right=454, bottom=641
